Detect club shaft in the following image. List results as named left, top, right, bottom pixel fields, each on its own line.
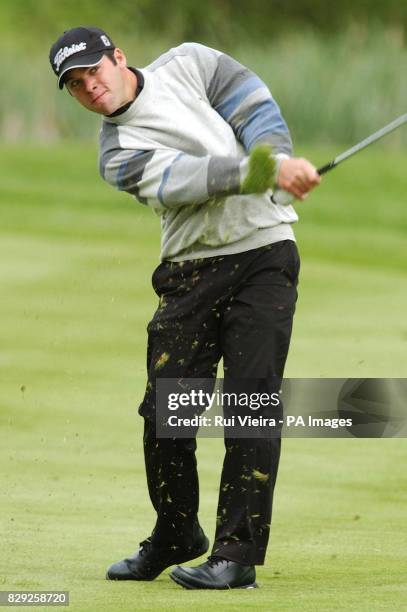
left=317, top=113, right=407, bottom=175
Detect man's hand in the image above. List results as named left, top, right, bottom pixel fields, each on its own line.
left=277, top=158, right=321, bottom=200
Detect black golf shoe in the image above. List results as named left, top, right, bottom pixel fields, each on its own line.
left=170, top=556, right=258, bottom=589
left=106, top=529, right=209, bottom=581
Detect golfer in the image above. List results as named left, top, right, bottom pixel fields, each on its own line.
left=49, top=26, right=320, bottom=590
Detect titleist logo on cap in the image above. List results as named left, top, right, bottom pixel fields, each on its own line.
left=54, top=42, right=87, bottom=72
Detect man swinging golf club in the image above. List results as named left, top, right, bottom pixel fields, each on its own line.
left=49, top=26, right=321, bottom=590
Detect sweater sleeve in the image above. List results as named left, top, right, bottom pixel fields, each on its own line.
left=185, top=43, right=293, bottom=155
left=99, top=140, right=251, bottom=211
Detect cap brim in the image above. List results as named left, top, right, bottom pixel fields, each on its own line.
left=58, top=52, right=104, bottom=89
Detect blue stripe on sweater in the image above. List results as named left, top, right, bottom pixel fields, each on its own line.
left=234, top=98, right=291, bottom=152
left=117, top=150, right=147, bottom=191
left=215, top=76, right=264, bottom=120
left=158, top=152, right=185, bottom=205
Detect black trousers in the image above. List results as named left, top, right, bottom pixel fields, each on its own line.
left=139, top=240, right=300, bottom=565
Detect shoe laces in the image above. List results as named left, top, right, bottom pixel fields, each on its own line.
left=138, top=538, right=152, bottom=556
left=207, top=555, right=227, bottom=567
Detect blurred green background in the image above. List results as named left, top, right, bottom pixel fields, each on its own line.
left=1, top=0, right=407, bottom=144
left=1, top=3, right=406, bottom=611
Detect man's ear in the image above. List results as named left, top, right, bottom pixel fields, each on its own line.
left=114, top=48, right=127, bottom=67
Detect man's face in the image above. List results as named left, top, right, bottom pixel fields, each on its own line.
left=64, top=49, right=133, bottom=115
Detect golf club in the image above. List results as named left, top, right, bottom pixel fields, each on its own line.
left=272, top=112, right=407, bottom=205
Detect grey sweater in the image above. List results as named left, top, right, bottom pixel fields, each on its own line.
left=99, top=42, right=298, bottom=261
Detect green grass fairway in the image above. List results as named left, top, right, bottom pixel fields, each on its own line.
left=1, top=145, right=406, bottom=611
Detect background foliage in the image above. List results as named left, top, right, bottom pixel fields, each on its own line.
left=1, top=1, right=407, bottom=144
left=2, top=0, right=407, bottom=46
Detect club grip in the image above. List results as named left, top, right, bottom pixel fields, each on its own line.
left=317, top=160, right=336, bottom=175
left=270, top=189, right=294, bottom=206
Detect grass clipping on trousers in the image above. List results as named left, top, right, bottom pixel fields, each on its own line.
left=241, top=144, right=276, bottom=195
